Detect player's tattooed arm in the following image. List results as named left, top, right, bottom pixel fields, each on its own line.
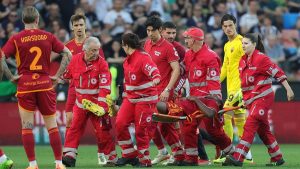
left=55, top=47, right=72, bottom=78
left=1, top=56, right=14, bottom=81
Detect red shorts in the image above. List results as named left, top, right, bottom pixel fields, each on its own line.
left=65, top=85, right=76, bottom=112
left=17, top=89, right=56, bottom=116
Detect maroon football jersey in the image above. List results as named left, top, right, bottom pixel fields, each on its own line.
left=65, top=38, right=105, bottom=57
left=2, top=29, right=64, bottom=93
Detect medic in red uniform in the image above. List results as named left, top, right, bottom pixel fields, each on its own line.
left=175, top=27, right=233, bottom=165
left=62, top=37, right=117, bottom=167
left=223, top=34, right=294, bottom=167
left=115, top=33, right=160, bottom=167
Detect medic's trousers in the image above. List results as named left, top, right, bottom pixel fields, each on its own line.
left=232, top=94, right=282, bottom=162
left=178, top=99, right=233, bottom=163
left=116, top=99, right=157, bottom=165
left=152, top=122, right=184, bottom=160
left=63, top=105, right=117, bottom=162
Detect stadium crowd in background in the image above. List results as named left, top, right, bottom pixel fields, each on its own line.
left=0, top=0, right=298, bottom=168
left=0, top=0, right=300, bottom=102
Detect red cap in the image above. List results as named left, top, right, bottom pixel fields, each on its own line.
left=183, top=27, right=204, bottom=41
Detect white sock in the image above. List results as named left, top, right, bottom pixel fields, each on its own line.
left=55, top=160, right=62, bottom=165
left=245, top=150, right=253, bottom=160
left=29, top=160, right=37, bottom=167
left=0, top=154, right=7, bottom=163
left=158, top=148, right=167, bottom=155
left=98, top=153, right=106, bottom=159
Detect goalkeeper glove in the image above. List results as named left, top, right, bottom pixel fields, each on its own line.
left=82, top=99, right=106, bottom=117
left=106, top=95, right=118, bottom=117
left=224, top=90, right=243, bottom=108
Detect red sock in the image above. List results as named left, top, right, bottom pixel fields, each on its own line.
left=22, top=129, right=35, bottom=161
left=48, top=127, right=62, bottom=160
left=0, top=148, right=4, bottom=156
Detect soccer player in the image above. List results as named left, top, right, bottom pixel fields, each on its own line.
left=1, top=6, right=72, bottom=169
left=150, top=21, right=188, bottom=165
left=214, top=14, right=253, bottom=163
left=144, top=16, right=184, bottom=165
left=0, top=148, right=13, bottom=169
left=62, top=37, right=117, bottom=167
left=223, top=34, right=294, bottom=167
left=161, top=21, right=185, bottom=61
left=115, top=33, right=160, bottom=167
left=64, top=13, right=108, bottom=165
left=176, top=27, right=233, bottom=166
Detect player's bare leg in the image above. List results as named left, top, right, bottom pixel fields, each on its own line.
left=19, top=108, right=39, bottom=169
left=43, top=114, right=65, bottom=168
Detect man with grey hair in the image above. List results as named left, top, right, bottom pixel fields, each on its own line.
left=62, top=37, right=117, bottom=167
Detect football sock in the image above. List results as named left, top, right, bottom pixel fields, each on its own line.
left=234, top=116, right=246, bottom=138
left=29, top=160, right=37, bottom=167
left=22, top=129, right=35, bottom=161
left=48, top=127, right=62, bottom=160
left=223, top=114, right=234, bottom=141
left=55, top=160, right=63, bottom=165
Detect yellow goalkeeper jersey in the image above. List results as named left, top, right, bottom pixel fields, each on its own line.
left=220, top=34, right=244, bottom=93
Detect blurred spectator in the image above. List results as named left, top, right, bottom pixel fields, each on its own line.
left=287, top=0, right=300, bottom=13
left=0, top=25, right=6, bottom=46
left=264, top=35, right=285, bottom=67
left=204, top=33, right=223, bottom=57
left=88, top=0, right=112, bottom=22
left=207, top=13, right=225, bottom=46
left=239, top=0, right=259, bottom=34
left=296, top=17, right=300, bottom=38
left=103, top=0, right=133, bottom=37
left=131, top=2, right=147, bottom=39
left=47, top=19, right=64, bottom=38
left=8, top=0, right=19, bottom=11
left=286, top=39, right=300, bottom=79
left=145, top=0, right=170, bottom=19
left=107, top=40, right=125, bottom=84
left=90, top=21, right=102, bottom=37
left=0, top=0, right=10, bottom=22
left=44, top=3, right=62, bottom=29
left=170, top=0, right=192, bottom=18
left=260, top=15, right=281, bottom=40
left=57, top=28, right=70, bottom=43
left=226, top=0, right=243, bottom=20
left=2, top=10, right=23, bottom=33
left=208, top=1, right=227, bottom=28
left=100, top=30, right=114, bottom=58
left=260, top=0, right=287, bottom=25
left=186, top=4, right=206, bottom=30
left=79, top=0, right=98, bottom=25
left=170, top=10, right=186, bottom=30
left=249, top=10, right=265, bottom=34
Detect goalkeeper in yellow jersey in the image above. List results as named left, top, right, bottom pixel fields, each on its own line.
left=213, top=14, right=253, bottom=164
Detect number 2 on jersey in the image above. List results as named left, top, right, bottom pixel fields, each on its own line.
left=29, top=46, right=42, bottom=70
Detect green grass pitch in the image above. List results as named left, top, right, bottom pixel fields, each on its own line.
left=2, top=144, right=300, bottom=169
